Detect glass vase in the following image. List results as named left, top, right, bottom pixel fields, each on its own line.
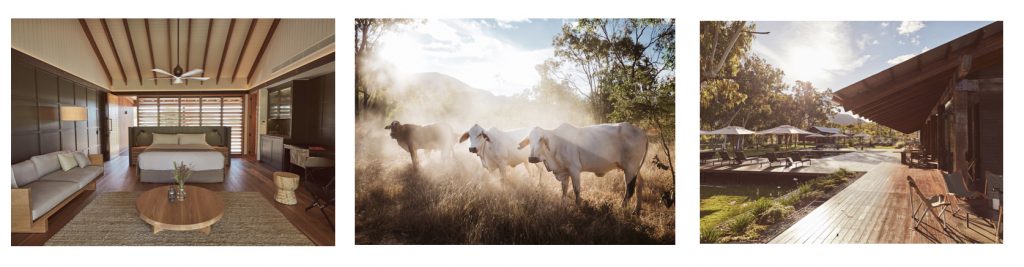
left=176, top=185, right=187, bottom=201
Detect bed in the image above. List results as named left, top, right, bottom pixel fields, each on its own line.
left=129, top=127, right=230, bottom=183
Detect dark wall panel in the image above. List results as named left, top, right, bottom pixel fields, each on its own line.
left=11, top=50, right=105, bottom=163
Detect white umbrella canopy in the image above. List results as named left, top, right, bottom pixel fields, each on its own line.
left=805, top=133, right=827, bottom=138
left=831, top=133, right=849, bottom=138
left=700, top=130, right=711, bottom=135
left=707, top=126, right=755, bottom=135
left=756, top=125, right=815, bottom=135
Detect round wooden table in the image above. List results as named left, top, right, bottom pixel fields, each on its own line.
left=136, top=185, right=224, bottom=235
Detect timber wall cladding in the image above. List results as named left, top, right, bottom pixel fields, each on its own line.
left=11, top=51, right=103, bottom=163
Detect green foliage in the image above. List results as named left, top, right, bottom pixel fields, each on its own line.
left=750, top=197, right=773, bottom=217
left=728, top=213, right=755, bottom=235
left=760, top=204, right=795, bottom=224
left=700, top=224, right=723, bottom=243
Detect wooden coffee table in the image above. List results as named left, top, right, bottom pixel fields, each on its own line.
left=136, top=185, right=224, bottom=235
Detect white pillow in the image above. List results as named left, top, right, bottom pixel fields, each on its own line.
left=179, top=133, right=208, bottom=145
left=57, top=152, right=78, bottom=171
left=74, top=152, right=90, bottom=168
left=152, top=133, right=179, bottom=145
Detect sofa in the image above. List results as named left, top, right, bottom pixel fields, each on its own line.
left=11, top=151, right=103, bottom=233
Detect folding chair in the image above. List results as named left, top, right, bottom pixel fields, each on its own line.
left=942, top=172, right=983, bottom=228
left=907, top=176, right=951, bottom=230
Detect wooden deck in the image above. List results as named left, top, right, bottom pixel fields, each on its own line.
left=769, top=163, right=1001, bottom=244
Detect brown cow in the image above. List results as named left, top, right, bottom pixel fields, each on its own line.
left=385, top=120, right=455, bottom=169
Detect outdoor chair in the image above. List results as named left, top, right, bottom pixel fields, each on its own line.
left=761, top=152, right=790, bottom=167
left=700, top=151, right=715, bottom=165
left=733, top=151, right=758, bottom=165
left=716, top=151, right=733, bottom=166
left=941, top=172, right=985, bottom=228
left=985, top=171, right=1003, bottom=240
left=907, top=176, right=952, bottom=231
left=790, top=152, right=810, bottom=166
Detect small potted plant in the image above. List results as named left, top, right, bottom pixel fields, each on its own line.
left=172, top=161, right=193, bottom=201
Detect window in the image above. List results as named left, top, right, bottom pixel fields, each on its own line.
left=136, top=96, right=246, bottom=154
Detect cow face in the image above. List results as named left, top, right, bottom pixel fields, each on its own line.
left=384, top=120, right=403, bottom=139
left=519, top=127, right=550, bottom=164
left=459, top=124, right=489, bottom=154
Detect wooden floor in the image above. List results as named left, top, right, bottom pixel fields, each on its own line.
left=770, top=163, right=1001, bottom=244
left=11, top=153, right=335, bottom=246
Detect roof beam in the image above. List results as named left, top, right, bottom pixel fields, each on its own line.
left=231, top=19, right=257, bottom=83
left=215, top=18, right=237, bottom=85
left=122, top=19, right=144, bottom=86
left=247, top=19, right=280, bottom=84
left=166, top=19, right=173, bottom=74
left=201, top=19, right=214, bottom=85
left=78, top=19, right=112, bottom=87
left=144, top=19, right=157, bottom=85
left=100, top=19, right=129, bottom=86
left=185, top=19, right=192, bottom=85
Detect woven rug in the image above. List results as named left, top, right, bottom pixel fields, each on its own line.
left=45, top=192, right=314, bottom=246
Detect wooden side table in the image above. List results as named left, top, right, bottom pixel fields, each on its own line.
left=137, top=185, right=224, bottom=235
left=274, top=172, right=300, bottom=205
left=130, top=146, right=148, bottom=166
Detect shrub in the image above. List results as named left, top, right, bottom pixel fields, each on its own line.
left=835, top=168, right=852, bottom=178
left=750, top=198, right=773, bottom=217
left=759, top=204, right=795, bottom=224
left=797, top=183, right=813, bottom=196
left=700, top=224, right=722, bottom=243
left=804, top=191, right=825, bottom=201
left=778, top=195, right=798, bottom=207
left=729, top=213, right=756, bottom=235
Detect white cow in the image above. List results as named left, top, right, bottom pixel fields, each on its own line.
left=459, top=124, right=543, bottom=184
left=518, top=123, right=648, bottom=214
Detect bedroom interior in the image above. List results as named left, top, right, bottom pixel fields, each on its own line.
left=10, top=18, right=336, bottom=246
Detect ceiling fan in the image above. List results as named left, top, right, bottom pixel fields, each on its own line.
left=152, top=19, right=210, bottom=84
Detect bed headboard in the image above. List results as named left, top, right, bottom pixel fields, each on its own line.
left=128, top=126, right=231, bottom=149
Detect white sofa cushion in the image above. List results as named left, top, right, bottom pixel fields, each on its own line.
left=58, top=152, right=78, bottom=171
left=23, top=181, right=80, bottom=220
left=12, top=160, right=40, bottom=188
left=179, top=133, right=208, bottom=145
left=38, top=166, right=102, bottom=190
left=74, top=151, right=90, bottom=168
left=30, top=152, right=62, bottom=179
left=152, top=133, right=179, bottom=145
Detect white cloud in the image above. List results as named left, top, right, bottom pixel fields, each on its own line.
left=376, top=19, right=553, bottom=96
left=921, top=46, right=930, bottom=53
left=751, top=22, right=870, bottom=89
left=887, top=54, right=917, bottom=65
left=898, top=21, right=925, bottom=35
left=872, top=40, right=879, bottom=45
left=856, top=34, right=872, bottom=50
left=881, top=22, right=890, bottom=28
left=910, top=35, right=921, bottom=46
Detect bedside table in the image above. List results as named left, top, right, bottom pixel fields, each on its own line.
left=130, top=146, right=148, bottom=166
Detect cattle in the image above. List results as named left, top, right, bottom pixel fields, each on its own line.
left=459, top=124, right=543, bottom=184
left=518, top=123, right=648, bottom=214
left=384, top=120, right=456, bottom=169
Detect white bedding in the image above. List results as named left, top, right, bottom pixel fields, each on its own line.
left=138, top=144, right=225, bottom=171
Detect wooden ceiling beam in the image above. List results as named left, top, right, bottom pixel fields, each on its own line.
left=78, top=19, right=112, bottom=87
left=167, top=19, right=173, bottom=73
left=144, top=19, right=157, bottom=85
left=231, top=19, right=257, bottom=83
left=246, top=19, right=280, bottom=84
left=201, top=19, right=214, bottom=85
left=100, top=19, right=129, bottom=86
left=122, top=19, right=144, bottom=86
left=185, top=19, right=192, bottom=85
left=215, top=18, right=237, bottom=85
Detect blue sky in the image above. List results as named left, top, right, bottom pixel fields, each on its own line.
left=377, top=19, right=567, bottom=96
left=750, top=21, right=992, bottom=92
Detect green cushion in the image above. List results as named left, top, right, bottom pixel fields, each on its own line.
left=57, top=152, right=78, bottom=171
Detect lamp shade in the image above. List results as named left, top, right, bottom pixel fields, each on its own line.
left=60, top=106, right=87, bottom=121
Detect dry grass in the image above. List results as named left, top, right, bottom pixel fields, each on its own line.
left=355, top=146, right=675, bottom=244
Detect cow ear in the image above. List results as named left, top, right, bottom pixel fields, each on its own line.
left=482, top=133, right=491, bottom=142
left=384, top=124, right=391, bottom=130
left=517, top=138, right=530, bottom=150
left=459, top=132, right=470, bottom=143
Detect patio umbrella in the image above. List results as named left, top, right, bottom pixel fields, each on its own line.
left=805, top=133, right=826, bottom=138
left=756, top=125, right=815, bottom=147
left=707, top=126, right=755, bottom=150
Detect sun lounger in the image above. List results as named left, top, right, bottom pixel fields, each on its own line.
left=716, top=151, right=733, bottom=166
left=733, top=151, right=758, bottom=165
left=761, top=152, right=790, bottom=167
left=790, top=152, right=810, bottom=166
